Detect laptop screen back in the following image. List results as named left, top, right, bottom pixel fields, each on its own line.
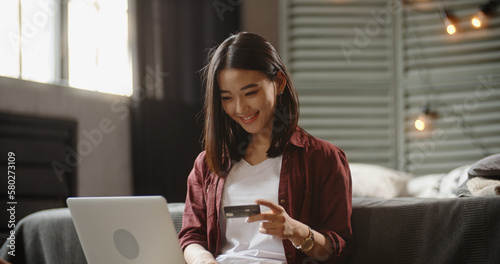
left=67, top=196, right=185, bottom=264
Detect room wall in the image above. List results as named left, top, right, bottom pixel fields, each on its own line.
left=0, top=76, right=132, bottom=196
left=241, top=0, right=280, bottom=51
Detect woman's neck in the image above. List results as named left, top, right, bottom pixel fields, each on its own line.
left=244, top=132, right=271, bottom=166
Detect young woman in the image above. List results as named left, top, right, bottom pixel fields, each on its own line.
left=178, top=32, right=353, bottom=264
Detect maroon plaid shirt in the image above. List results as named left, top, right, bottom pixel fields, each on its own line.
left=178, top=127, right=353, bottom=263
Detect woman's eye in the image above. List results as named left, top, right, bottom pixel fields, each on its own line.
left=221, top=96, right=231, bottom=101
left=246, top=91, right=258, bottom=96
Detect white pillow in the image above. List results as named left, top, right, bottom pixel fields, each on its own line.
left=350, top=163, right=413, bottom=198
left=406, top=173, right=443, bottom=198
left=406, top=164, right=471, bottom=198
left=438, top=164, right=471, bottom=197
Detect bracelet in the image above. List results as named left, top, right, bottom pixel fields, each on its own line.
left=295, top=226, right=314, bottom=252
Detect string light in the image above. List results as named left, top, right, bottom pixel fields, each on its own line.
left=445, top=20, right=457, bottom=35
left=414, top=114, right=427, bottom=131
left=471, top=0, right=499, bottom=29
left=408, top=1, right=498, bottom=36
left=471, top=10, right=486, bottom=28
left=414, top=103, right=435, bottom=131
left=441, top=10, right=457, bottom=35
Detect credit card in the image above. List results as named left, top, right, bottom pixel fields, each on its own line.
left=223, top=204, right=261, bottom=218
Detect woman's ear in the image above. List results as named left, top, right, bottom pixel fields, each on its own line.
left=275, top=71, right=287, bottom=95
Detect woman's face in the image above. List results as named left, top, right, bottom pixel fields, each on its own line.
left=217, top=68, right=285, bottom=137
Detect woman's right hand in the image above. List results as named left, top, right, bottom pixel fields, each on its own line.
left=183, top=243, right=218, bottom=264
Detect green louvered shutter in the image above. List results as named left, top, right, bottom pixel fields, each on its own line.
left=280, top=0, right=399, bottom=168
left=281, top=0, right=500, bottom=174
left=403, top=0, right=500, bottom=175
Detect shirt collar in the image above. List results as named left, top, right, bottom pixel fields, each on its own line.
left=288, top=126, right=309, bottom=148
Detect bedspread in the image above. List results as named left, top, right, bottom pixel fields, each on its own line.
left=0, top=208, right=86, bottom=264
left=1, top=198, right=499, bottom=264
left=348, top=197, right=500, bottom=264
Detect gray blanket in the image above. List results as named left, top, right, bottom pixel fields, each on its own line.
left=348, top=197, right=500, bottom=264
left=0, top=208, right=86, bottom=264
left=1, top=198, right=499, bottom=264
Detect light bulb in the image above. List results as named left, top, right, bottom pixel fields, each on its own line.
left=441, top=10, right=457, bottom=35
left=471, top=11, right=486, bottom=28
left=415, top=115, right=426, bottom=131
left=444, top=18, right=457, bottom=35
left=446, top=24, right=456, bottom=35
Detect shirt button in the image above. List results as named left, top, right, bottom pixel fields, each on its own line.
left=287, top=254, right=292, bottom=259
left=280, top=199, right=286, bottom=205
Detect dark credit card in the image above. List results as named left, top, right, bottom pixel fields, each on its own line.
left=223, top=204, right=261, bottom=218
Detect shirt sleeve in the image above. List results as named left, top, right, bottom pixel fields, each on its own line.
left=312, top=143, right=354, bottom=262
left=178, top=152, right=210, bottom=251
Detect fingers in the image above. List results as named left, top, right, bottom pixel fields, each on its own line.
left=246, top=210, right=282, bottom=223
left=245, top=211, right=285, bottom=223
left=260, top=218, right=284, bottom=229
left=242, top=199, right=295, bottom=239
left=254, top=216, right=285, bottom=237
left=246, top=199, right=286, bottom=223
left=254, top=199, right=284, bottom=213
left=259, top=225, right=282, bottom=236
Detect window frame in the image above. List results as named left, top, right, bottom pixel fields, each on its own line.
left=0, top=0, right=135, bottom=96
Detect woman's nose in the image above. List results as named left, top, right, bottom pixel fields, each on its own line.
left=235, top=98, right=248, bottom=114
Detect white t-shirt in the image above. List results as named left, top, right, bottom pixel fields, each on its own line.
left=215, top=156, right=286, bottom=264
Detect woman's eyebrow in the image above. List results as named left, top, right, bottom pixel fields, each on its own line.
left=220, top=83, right=259, bottom=94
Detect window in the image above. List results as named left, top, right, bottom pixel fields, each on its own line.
left=0, top=0, right=133, bottom=96
left=0, top=1, right=21, bottom=79
left=0, top=0, right=58, bottom=83
left=68, top=0, right=132, bottom=95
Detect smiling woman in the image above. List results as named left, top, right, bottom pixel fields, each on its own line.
left=179, top=32, right=354, bottom=264
left=218, top=69, right=285, bottom=141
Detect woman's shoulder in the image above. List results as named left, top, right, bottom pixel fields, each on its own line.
left=190, top=151, right=211, bottom=174
left=288, top=128, right=351, bottom=180
left=194, top=150, right=208, bottom=163
left=290, top=127, right=346, bottom=158
left=191, top=151, right=226, bottom=178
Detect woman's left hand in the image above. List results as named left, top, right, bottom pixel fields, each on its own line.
left=246, top=199, right=309, bottom=245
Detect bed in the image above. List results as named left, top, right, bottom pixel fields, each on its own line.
left=1, top=197, right=499, bottom=264
left=1, top=155, right=499, bottom=263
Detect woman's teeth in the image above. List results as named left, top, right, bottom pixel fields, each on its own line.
left=243, top=113, right=256, bottom=120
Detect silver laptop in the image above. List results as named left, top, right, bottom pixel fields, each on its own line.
left=67, top=196, right=185, bottom=264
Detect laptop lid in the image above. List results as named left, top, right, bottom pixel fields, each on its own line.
left=67, top=196, right=185, bottom=264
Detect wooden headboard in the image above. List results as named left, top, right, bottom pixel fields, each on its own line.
left=0, top=112, right=77, bottom=243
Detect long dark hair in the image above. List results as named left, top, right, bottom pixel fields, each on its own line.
left=202, top=32, right=299, bottom=176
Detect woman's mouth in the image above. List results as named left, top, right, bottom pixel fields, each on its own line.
left=240, top=112, right=259, bottom=124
